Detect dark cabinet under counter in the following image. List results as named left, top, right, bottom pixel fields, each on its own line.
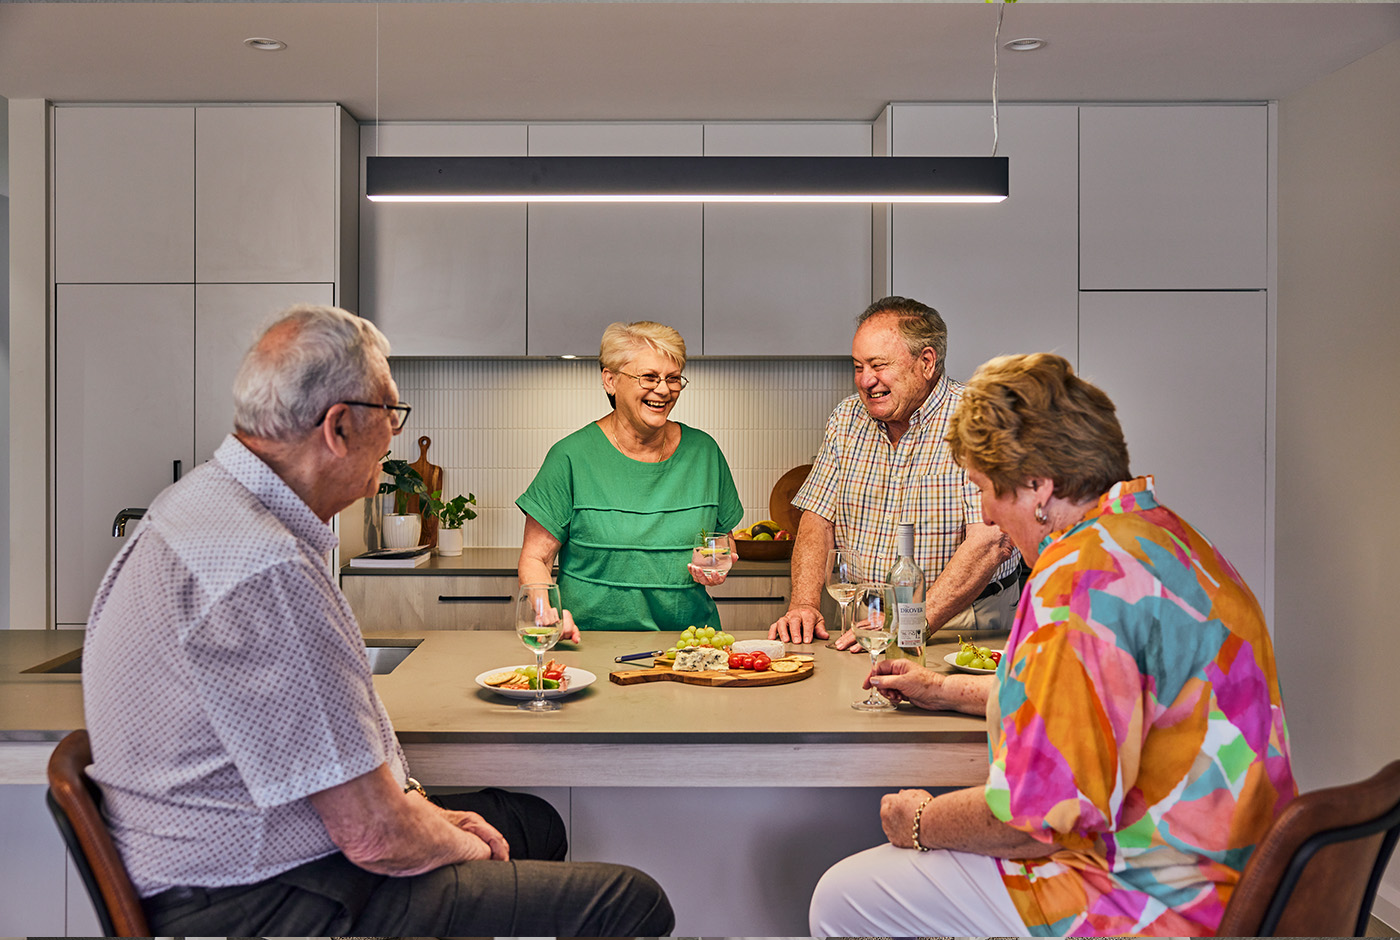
left=340, top=548, right=791, bottom=631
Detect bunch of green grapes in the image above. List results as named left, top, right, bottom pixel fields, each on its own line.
left=664, top=625, right=735, bottom=658
left=954, top=635, right=1002, bottom=671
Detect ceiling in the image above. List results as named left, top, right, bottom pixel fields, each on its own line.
left=2, top=2, right=1399, bottom=123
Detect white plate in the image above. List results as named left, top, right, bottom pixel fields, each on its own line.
left=475, top=665, right=597, bottom=700
left=943, top=651, right=1002, bottom=675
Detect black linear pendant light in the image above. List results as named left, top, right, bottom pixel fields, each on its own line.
left=365, top=155, right=1008, bottom=203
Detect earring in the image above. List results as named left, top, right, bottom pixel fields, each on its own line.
left=1034, top=505, right=1049, bottom=524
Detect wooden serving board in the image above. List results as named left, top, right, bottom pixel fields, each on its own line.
left=609, top=657, right=814, bottom=687
left=407, top=435, right=443, bottom=548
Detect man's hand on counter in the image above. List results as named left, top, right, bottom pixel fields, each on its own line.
left=768, top=604, right=829, bottom=644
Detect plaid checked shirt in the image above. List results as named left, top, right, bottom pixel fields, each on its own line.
left=792, top=374, right=1021, bottom=585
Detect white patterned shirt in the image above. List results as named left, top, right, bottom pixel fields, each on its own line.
left=83, top=435, right=408, bottom=896
left=793, top=374, right=1021, bottom=585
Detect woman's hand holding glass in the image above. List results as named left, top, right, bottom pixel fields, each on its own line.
left=688, top=531, right=735, bottom=586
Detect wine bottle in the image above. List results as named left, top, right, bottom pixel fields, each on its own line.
left=886, top=522, right=926, bottom=665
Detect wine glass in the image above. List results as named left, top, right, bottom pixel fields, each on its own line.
left=516, top=582, right=565, bottom=712
left=851, top=581, right=896, bottom=711
left=691, top=531, right=735, bottom=579
left=824, top=549, right=864, bottom=642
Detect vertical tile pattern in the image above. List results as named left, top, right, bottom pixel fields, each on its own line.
left=389, top=359, right=853, bottom=547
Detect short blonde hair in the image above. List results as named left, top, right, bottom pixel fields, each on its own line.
left=599, top=321, right=687, bottom=373
left=947, top=352, right=1130, bottom=503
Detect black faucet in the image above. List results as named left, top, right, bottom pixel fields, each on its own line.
left=111, top=508, right=146, bottom=537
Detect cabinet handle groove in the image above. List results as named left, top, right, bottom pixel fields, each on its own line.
left=438, top=595, right=512, bottom=603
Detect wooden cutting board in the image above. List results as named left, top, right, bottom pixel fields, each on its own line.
left=769, top=463, right=812, bottom=535
left=609, top=658, right=814, bottom=687
left=407, top=435, right=444, bottom=549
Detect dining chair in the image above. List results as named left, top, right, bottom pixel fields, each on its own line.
left=1217, top=758, right=1400, bottom=937
left=45, top=729, right=151, bottom=937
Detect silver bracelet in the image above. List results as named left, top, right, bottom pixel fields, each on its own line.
left=911, top=794, right=935, bottom=851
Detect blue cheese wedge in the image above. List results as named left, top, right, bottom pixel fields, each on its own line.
left=673, top=647, right=729, bottom=672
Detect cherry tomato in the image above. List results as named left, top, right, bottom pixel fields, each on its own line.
left=728, top=652, right=752, bottom=670
left=988, top=651, right=1002, bottom=664
left=749, top=651, right=771, bottom=671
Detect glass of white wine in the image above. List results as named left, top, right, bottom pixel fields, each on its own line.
left=851, top=581, right=896, bottom=711
left=825, top=549, right=864, bottom=641
left=516, top=582, right=565, bottom=713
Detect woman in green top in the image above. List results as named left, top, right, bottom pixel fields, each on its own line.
left=517, top=321, right=744, bottom=633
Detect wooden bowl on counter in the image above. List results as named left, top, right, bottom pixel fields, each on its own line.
left=733, top=537, right=794, bottom=561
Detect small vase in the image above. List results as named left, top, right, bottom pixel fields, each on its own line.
left=382, top=513, right=422, bottom=550
left=436, top=527, right=464, bottom=556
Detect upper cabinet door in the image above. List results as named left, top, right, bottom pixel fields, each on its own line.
left=359, top=123, right=528, bottom=356
left=526, top=124, right=704, bottom=357
left=1079, top=106, right=1268, bottom=290
left=701, top=123, right=873, bottom=357
left=196, top=106, right=341, bottom=283
left=54, top=107, right=195, bottom=284
left=890, top=104, right=1080, bottom=382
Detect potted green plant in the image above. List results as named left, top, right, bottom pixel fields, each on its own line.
left=427, top=493, right=478, bottom=556
left=378, top=457, right=434, bottom=549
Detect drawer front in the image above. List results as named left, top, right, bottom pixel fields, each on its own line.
left=710, top=576, right=789, bottom=632
left=342, top=575, right=518, bottom=630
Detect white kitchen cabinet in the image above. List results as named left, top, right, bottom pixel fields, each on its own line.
left=0, top=784, right=69, bottom=936
left=53, top=106, right=195, bottom=284
left=55, top=284, right=195, bottom=625
left=889, top=104, right=1080, bottom=381
left=194, top=283, right=336, bottom=464
left=1078, top=291, right=1268, bottom=593
left=1079, top=105, right=1268, bottom=290
left=359, top=123, right=528, bottom=356
left=709, top=574, right=791, bottom=630
left=526, top=124, right=704, bottom=356
left=701, top=123, right=873, bottom=356
left=196, top=105, right=356, bottom=285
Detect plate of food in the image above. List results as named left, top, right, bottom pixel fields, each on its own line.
left=943, top=639, right=1003, bottom=675
left=475, top=664, right=597, bottom=700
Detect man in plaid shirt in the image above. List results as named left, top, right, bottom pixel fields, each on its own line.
left=769, top=297, right=1022, bottom=646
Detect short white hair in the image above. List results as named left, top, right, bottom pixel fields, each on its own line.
left=233, top=304, right=391, bottom=441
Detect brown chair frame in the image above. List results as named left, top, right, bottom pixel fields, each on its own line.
left=1218, top=759, right=1400, bottom=937
left=45, top=729, right=151, bottom=937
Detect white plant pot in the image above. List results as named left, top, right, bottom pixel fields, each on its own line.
left=382, top=513, right=422, bottom=550
left=436, top=527, right=464, bottom=556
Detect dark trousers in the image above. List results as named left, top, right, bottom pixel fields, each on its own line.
left=141, top=787, right=674, bottom=937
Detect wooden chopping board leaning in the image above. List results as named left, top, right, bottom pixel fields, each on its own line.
left=407, top=435, right=443, bottom=549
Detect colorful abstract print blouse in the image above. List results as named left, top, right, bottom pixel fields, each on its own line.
left=986, top=476, right=1296, bottom=936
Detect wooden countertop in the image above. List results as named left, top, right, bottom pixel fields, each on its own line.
left=339, top=547, right=791, bottom=578
left=0, top=628, right=995, bottom=788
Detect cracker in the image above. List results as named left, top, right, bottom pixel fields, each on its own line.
left=770, top=660, right=802, bottom=673
left=483, top=670, right=519, bottom=687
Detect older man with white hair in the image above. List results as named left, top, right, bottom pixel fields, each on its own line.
left=82, top=304, right=673, bottom=937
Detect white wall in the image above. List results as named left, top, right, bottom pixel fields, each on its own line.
left=1, top=94, right=10, bottom=627
left=383, top=357, right=854, bottom=548
left=1276, top=38, right=1400, bottom=922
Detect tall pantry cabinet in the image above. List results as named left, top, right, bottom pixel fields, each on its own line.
left=52, top=104, right=358, bottom=625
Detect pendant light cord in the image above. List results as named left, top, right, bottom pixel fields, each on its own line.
left=374, top=2, right=381, bottom=158
left=992, top=1, right=1004, bottom=158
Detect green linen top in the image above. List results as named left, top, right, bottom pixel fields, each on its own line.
left=516, top=422, right=744, bottom=632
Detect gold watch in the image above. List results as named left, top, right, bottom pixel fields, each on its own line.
left=403, top=776, right=427, bottom=798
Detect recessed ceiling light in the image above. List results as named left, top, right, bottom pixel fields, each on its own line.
left=1004, top=38, right=1046, bottom=52
left=243, top=37, right=287, bottom=52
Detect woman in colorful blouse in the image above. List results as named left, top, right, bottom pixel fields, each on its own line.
left=517, top=321, right=743, bottom=634
left=809, top=352, right=1296, bottom=937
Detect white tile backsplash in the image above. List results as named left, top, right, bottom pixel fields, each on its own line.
left=387, top=358, right=853, bottom=547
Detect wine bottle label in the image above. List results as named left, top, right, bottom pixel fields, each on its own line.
left=897, top=602, right=925, bottom=647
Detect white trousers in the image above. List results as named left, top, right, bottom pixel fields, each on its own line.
left=809, top=843, right=1028, bottom=937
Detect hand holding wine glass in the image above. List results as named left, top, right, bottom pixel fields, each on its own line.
left=689, top=531, right=735, bottom=586
left=851, top=581, right=896, bottom=711
left=516, top=582, right=565, bottom=712
left=825, top=549, right=864, bottom=647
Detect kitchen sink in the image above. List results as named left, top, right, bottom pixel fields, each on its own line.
left=24, top=639, right=423, bottom=676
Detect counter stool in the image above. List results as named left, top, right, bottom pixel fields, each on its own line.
left=1217, top=758, right=1400, bottom=937
left=46, top=729, right=150, bottom=937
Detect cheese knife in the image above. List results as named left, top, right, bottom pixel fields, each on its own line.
left=614, top=649, right=670, bottom=663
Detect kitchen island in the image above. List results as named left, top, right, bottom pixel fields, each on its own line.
left=0, top=627, right=995, bottom=935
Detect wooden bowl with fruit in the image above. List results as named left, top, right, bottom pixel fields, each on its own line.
left=732, top=520, right=796, bottom=560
